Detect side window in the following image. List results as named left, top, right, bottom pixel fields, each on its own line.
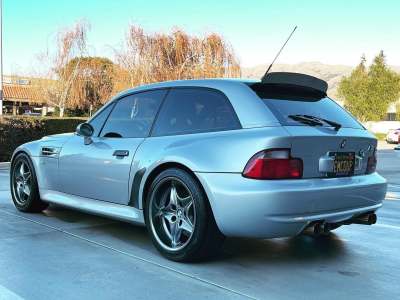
left=100, top=89, right=167, bottom=138
left=89, top=102, right=115, bottom=137
left=153, top=88, right=239, bottom=136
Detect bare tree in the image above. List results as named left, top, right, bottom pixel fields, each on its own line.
left=30, top=18, right=91, bottom=117
left=111, top=22, right=241, bottom=95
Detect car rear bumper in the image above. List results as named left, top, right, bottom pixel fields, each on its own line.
left=195, top=172, right=387, bottom=238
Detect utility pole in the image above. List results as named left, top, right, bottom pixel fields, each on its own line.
left=0, top=0, right=3, bottom=115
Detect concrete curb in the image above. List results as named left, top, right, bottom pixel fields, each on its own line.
left=0, top=162, right=10, bottom=170
left=386, top=193, right=400, bottom=200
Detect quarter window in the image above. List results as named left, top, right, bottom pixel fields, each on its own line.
left=153, top=88, right=239, bottom=136
left=100, top=89, right=167, bottom=138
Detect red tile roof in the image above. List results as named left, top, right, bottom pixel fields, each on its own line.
left=3, top=85, right=44, bottom=103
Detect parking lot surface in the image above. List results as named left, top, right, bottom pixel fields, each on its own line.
left=0, top=146, right=399, bottom=299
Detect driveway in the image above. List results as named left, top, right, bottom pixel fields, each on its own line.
left=0, top=147, right=399, bottom=299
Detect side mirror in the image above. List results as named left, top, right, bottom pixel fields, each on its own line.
left=76, top=123, right=94, bottom=137
left=76, top=123, right=94, bottom=145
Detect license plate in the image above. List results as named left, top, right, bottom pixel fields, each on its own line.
left=327, top=151, right=355, bottom=178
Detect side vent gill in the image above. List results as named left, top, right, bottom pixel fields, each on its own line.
left=40, top=147, right=61, bottom=158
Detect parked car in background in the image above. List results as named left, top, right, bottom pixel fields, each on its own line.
left=386, top=128, right=400, bottom=144
left=9, top=73, right=387, bottom=262
left=22, top=113, right=43, bottom=117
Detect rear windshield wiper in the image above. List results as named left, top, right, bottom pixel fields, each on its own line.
left=301, top=115, right=342, bottom=131
left=289, top=114, right=342, bottom=131
left=288, top=115, right=323, bottom=127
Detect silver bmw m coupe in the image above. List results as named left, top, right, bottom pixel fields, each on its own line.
left=10, top=73, right=387, bottom=261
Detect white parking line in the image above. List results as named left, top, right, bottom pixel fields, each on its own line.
left=0, top=285, right=24, bottom=300
left=0, top=209, right=258, bottom=300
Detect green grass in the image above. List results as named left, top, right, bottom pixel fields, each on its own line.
left=373, top=133, right=387, bottom=141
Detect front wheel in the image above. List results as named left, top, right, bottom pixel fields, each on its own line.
left=145, top=168, right=225, bottom=262
left=10, top=153, right=49, bottom=213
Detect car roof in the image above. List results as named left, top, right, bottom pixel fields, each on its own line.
left=115, top=78, right=260, bottom=99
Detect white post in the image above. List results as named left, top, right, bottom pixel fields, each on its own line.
left=0, top=0, right=3, bottom=115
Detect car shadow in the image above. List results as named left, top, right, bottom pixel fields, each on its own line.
left=41, top=205, right=347, bottom=265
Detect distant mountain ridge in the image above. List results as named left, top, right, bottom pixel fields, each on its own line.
left=241, top=62, right=400, bottom=101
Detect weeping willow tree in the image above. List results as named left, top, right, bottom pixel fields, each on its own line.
left=112, top=23, right=241, bottom=95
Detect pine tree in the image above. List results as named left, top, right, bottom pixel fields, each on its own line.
left=338, top=51, right=400, bottom=122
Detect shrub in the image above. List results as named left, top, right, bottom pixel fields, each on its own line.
left=0, top=116, right=87, bottom=162
left=373, top=133, right=387, bottom=141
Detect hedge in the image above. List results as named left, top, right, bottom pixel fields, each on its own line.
left=0, top=116, right=87, bottom=162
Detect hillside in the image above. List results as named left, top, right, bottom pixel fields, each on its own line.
left=241, top=62, right=400, bottom=101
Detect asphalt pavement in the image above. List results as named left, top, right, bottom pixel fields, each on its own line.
left=0, top=145, right=399, bottom=300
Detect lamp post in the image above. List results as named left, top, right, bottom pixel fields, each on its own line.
left=0, top=0, right=3, bottom=115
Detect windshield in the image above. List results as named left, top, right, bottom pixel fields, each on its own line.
left=258, top=95, right=363, bottom=129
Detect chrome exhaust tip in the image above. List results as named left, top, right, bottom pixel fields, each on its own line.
left=351, top=213, right=377, bottom=225
left=322, top=222, right=331, bottom=235
left=301, top=223, right=322, bottom=236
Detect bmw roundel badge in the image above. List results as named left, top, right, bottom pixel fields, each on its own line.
left=340, top=139, right=346, bottom=149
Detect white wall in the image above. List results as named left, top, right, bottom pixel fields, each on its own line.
left=363, top=121, right=400, bottom=133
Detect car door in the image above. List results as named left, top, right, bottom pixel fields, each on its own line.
left=58, top=89, right=168, bottom=204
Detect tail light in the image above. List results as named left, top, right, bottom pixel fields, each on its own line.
left=395, top=131, right=399, bottom=135
left=243, top=149, right=303, bottom=179
left=365, top=148, right=377, bottom=174
left=398, top=135, right=400, bottom=144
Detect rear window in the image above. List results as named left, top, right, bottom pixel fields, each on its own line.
left=249, top=84, right=363, bottom=129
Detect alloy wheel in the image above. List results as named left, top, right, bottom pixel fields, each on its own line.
left=12, top=161, right=32, bottom=205
left=149, top=177, right=196, bottom=251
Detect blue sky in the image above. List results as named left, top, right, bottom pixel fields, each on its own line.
left=3, top=0, right=400, bottom=75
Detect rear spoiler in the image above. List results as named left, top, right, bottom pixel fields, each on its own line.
left=261, top=72, right=328, bottom=94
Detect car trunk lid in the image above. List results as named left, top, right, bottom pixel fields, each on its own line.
left=284, top=126, right=377, bottom=178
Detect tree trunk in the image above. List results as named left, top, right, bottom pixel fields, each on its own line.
left=59, top=107, right=64, bottom=117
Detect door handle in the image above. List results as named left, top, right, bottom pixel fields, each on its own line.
left=113, top=150, right=129, bottom=157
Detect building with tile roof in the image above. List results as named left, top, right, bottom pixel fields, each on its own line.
left=2, top=76, right=54, bottom=116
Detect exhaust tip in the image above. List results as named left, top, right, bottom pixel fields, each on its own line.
left=371, top=214, right=377, bottom=225
left=322, top=222, right=331, bottom=235
left=301, top=222, right=322, bottom=236
left=313, top=223, right=322, bottom=236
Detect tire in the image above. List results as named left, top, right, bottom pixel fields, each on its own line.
left=10, top=153, right=49, bottom=213
left=145, top=168, right=225, bottom=262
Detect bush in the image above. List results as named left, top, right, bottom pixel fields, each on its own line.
left=53, top=106, right=90, bottom=117
left=0, top=116, right=87, bottom=162
left=373, top=133, right=387, bottom=141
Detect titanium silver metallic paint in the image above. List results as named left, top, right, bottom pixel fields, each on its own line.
left=10, top=78, right=387, bottom=240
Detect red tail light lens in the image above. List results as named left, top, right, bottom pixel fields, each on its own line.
left=243, top=150, right=303, bottom=179
left=366, top=148, right=377, bottom=174
left=395, top=131, right=399, bottom=135
left=398, top=135, right=400, bottom=144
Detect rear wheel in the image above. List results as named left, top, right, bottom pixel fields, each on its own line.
left=10, top=153, right=49, bottom=213
left=145, top=168, right=225, bottom=262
